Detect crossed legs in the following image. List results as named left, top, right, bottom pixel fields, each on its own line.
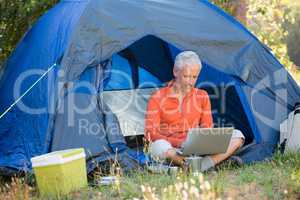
left=163, top=137, right=243, bottom=167
left=149, top=129, right=245, bottom=169
left=210, top=137, right=244, bottom=165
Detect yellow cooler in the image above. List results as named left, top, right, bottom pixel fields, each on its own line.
left=31, top=148, right=88, bottom=196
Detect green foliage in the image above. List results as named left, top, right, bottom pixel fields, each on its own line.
left=247, top=0, right=297, bottom=71
left=210, top=0, right=236, bottom=15
left=212, top=0, right=300, bottom=83
left=0, top=0, right=58, bottom=65
left=284, top=12, right=300, bottom=67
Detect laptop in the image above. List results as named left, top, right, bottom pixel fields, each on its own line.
left=180, top=127, right=234, bottom=156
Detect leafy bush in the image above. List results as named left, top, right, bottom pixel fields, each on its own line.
left=0, top=0, right=58, bottom=66
left=212, top=0, right=300, bottom=82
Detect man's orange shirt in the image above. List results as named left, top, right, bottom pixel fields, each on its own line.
left=145, top=82, right=213, bottom=148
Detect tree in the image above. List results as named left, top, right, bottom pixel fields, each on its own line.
left=211, top=0, right=248, bottom=25
left=247, top=0, right=295, bottom=70
left=213, top=0, right=300, bottom=83
left=0, top=0, right=58, bottom=66
left=284, top=10, right=300, bottom=68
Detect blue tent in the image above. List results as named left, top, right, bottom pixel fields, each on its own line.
left=0, top=0, right=299, bottom=174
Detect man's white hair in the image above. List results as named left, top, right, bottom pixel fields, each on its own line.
left=174, top=51, right=202, bottom=70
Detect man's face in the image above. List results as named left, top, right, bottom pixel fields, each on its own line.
left=174, top=64, right=201, bottom=91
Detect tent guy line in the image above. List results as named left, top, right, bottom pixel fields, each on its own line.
left=0, top=63, right=57, bottom=120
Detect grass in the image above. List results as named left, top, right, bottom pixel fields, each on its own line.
left=1, top=152, right=300, bottom=199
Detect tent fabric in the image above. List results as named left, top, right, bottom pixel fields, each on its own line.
left=103, top=53, right=164, bottom=90
left=50, top=91, right=134, bottom=172
left=50, top=93, right=124, bottom=154
left=0, top=0, right=88, bottom=171
left=0, top=0, right=299, bottom=173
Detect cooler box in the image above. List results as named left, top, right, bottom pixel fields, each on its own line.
left=31, top=148, right=88, bottom=196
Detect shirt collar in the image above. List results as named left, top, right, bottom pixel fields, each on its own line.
left=165, top=80, right=196, bottom=98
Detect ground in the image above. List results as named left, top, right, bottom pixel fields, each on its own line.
left=0, top=151, right=299, bottom=200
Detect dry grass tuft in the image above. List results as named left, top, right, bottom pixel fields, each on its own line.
left=140, top=174, right=219, bottom=200
left=0, top=177, right=32, bottom=200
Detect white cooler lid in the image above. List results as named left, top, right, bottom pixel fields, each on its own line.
left=31, top=148, right=85, bottom=167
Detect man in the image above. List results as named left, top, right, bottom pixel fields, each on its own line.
left=145, top=51, right=245, bottom=171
